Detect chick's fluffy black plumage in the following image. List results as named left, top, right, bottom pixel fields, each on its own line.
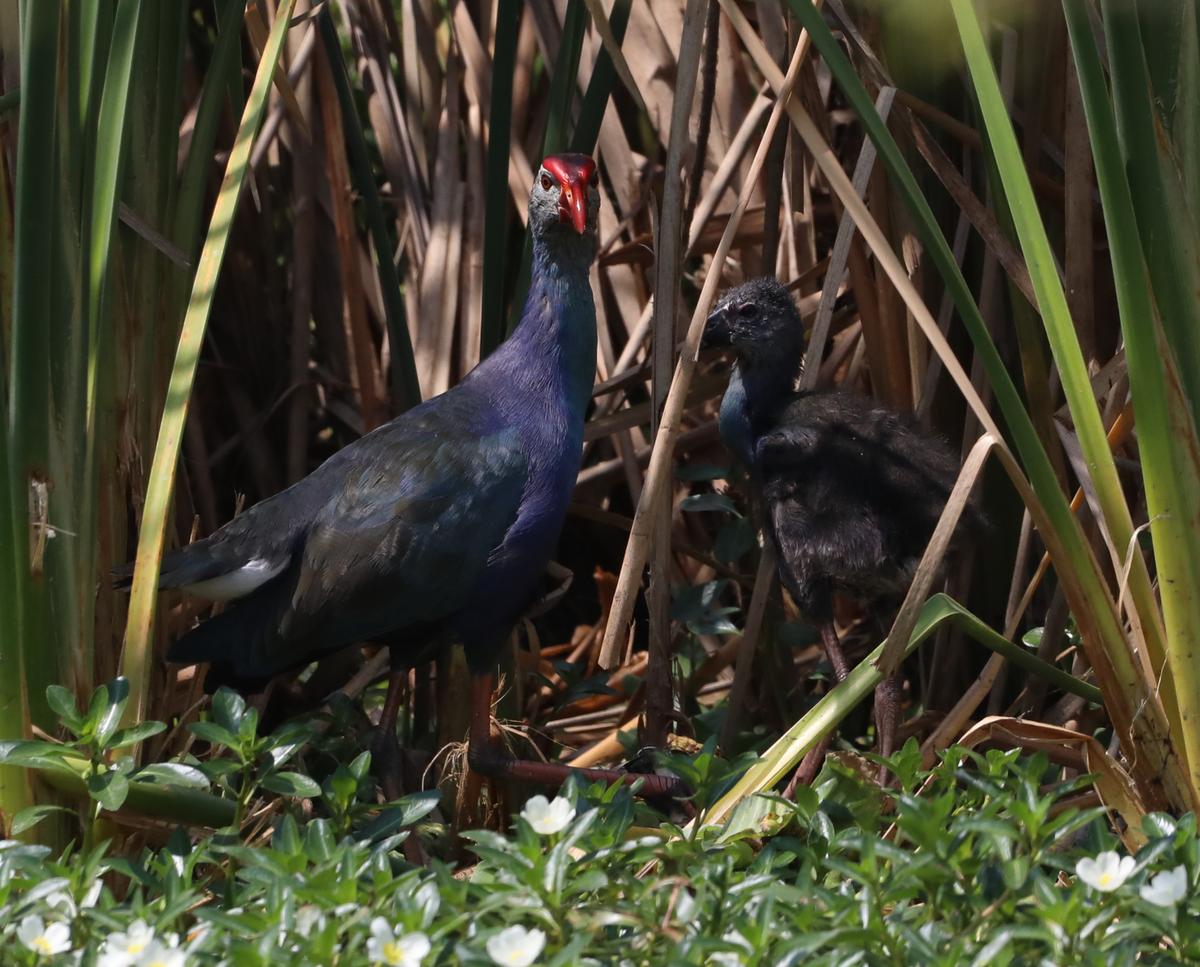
left=705, top=277, right=970, bottom=624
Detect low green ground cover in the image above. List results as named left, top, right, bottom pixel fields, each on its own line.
left=1, top=682, right=1196, bottom=966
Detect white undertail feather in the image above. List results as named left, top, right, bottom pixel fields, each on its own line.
left=183, top=558, right=287, bottom=601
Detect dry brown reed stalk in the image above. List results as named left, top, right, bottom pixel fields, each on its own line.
left=599, top=9, right=819, bottom=670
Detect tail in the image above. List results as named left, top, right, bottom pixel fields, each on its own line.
left=112, top=542, right=236, bottom=592
left=167, top=573, right=299, bottom=693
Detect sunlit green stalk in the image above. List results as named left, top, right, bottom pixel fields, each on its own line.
left=34, top=762, right=236, bottom=829
left=950, top=0, right=1166, bottom=687
left=1100, top=0, right=1200, bottom=431
left=121, top=0, right=301, bottom=733
left=1065, top=0, right=1200, bottom=802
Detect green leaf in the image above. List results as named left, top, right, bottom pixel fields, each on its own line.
left=273, top=814, right=302, bottom=855
left=714, top=518, right=757, bottom=564
left=260, top=772, right=321, bottom=798
left=10, top=804, right=75, bottom=835
left=135, top=762, right=209, bottom=790
left=108, top=721, right=166, bottom=750
left=679, top=493, right=742, bottom=516
left=45, top=685, right=83, bottom=733
left=675, top=463, right=732, bottom=482
left=89, top=678, right=130, bottom=746
left=348, top=750, right=371, bottom=781
left=0, top=740, right=76, bottom=771
left=187, top=721, right=239, bottom=751
left=326, top=765, right=358, bottom=807
left=88, top=769, right=130, bottom=811
left=211, top=687, right=246, bottom=733
left=672, top=580, right=740, bottom=636
left=305, top=818, right=336, bottom=862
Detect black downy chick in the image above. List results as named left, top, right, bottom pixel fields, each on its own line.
left=703, top=277, right=967, bottom=760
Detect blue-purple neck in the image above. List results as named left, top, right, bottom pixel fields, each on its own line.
left=720, top=341, right=803, bottom=467
left=472, top=233, right=597, bottom=423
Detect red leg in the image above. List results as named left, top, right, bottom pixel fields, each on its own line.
left=467, top=673, right=685, bottom=798
left=371, top=669, right=408, bottom=802
left=820, top=623, right=851, bottom=682
left=875, top=672, right=901, bottom=761
left=784, top=734, right=834, bottom=797
left=785, top=623, right=849, bottom=793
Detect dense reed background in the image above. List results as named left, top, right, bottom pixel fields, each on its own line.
left=2, top=0, right=1198, bottom=841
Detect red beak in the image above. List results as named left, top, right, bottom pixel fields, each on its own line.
left=558, top=180, right=589, bottom=234
left=542, top=154, right=596, bottom=235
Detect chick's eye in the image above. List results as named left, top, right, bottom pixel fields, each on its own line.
left=736, top=303, right=757, bottom=319
left=540, top=173, right=553, bottom=191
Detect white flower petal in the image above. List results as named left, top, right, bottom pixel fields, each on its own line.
left=1140, top=864, right=1189, bottom=907
left=1076, top=850, right=1134, bottom=892
left=521, top=795, right=575, bottom=835
left=486, top=925, right=547, bottom=967
left=133, top=940, right=186, bottom=967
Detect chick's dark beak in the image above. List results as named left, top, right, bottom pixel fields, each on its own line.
left=701, top=305, right=732, bottom=350
left=558, top=180, right=589, bottom=234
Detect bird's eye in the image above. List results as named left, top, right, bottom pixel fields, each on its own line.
left=540, top=173, right=553, bottom=191
left=736, top=303, right=757, bottom=319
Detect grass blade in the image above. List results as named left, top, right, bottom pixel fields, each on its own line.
left=9, top=1, right=63, bottom=727
left=1102, top=0, right=1200, bottom=430
left=479, top=0, right=522, bottom=359
left=317, top=9, right=420, bottom=412
left=121, top=0, right=301, bottom=731
left=1065, top=0, right=1200, bottom=802
left=951, top=0, right=1166, bottom=676
left=505, top=0, right=589, bottom=338
left=571, top=0, right=635, bottom=152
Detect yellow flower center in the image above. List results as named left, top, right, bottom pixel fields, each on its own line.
left=130, top=940, right=148, bottom=954
left=1098, top=873, right=1113, bottom=886
left=32, top=937, right=53, bottom=954
left=382, top=940, right=404, bottom=965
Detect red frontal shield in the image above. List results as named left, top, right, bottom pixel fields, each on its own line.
left=542, top=153, right=596, bottom=234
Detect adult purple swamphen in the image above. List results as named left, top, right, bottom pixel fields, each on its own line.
left=702, top=277, right=967, bottom=762
left=117, top=154, right=680, bottom=798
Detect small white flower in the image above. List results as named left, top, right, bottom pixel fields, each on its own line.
left=520, top=795, right=575, bottom=835
left=415, top=881, right=440, bottom=923
left=486, top=925, right=546, bottom=967
left=17, top=915, right=72, bottom=957
left=42, top=890, right=76, bottom=917
left=709, top=929, right=752, bottom=966
left=1140, top=865, right=1189, bottom=907
left=674, top=889, right=697, bottom=925
left=133, top=939, right=186, bottom=967
left=98, top=918, right=157, bottom=967
left=294, top=905, right=325, bottom=938
left=81, top=879, right=103, bottom=909
left=366, top=918, right=430, bottom=967
left=1076, top=851, right=1136, bottom=892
